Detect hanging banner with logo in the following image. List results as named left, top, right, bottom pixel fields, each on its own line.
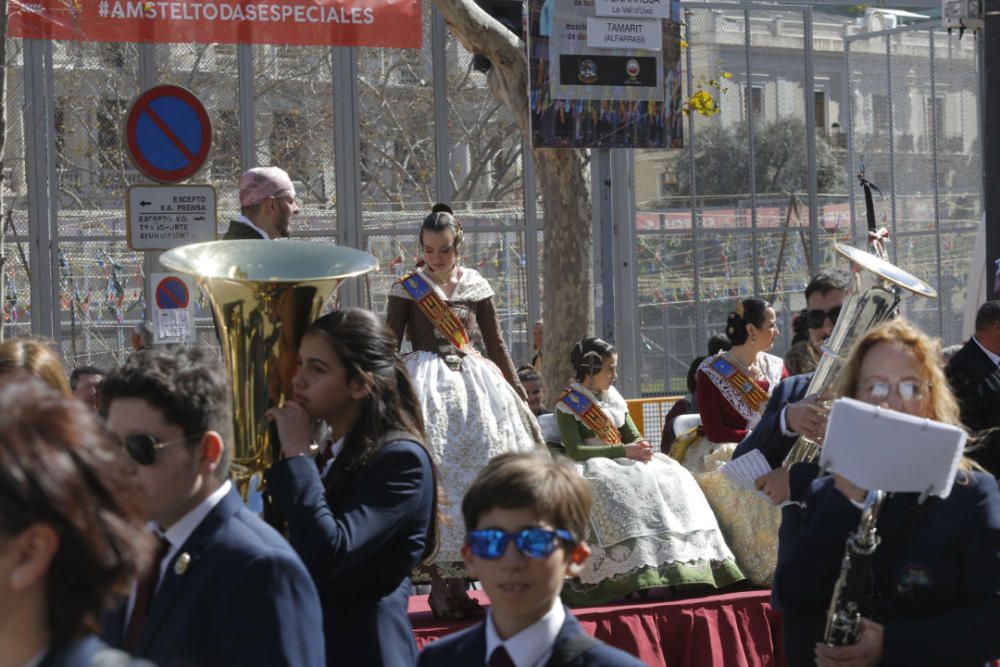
left=528, top=0, right=682, bottom=148
left=8, top=0, right=420, bottom=49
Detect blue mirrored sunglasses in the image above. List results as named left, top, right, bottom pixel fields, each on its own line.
left=467, top=528, right=575, bottom=560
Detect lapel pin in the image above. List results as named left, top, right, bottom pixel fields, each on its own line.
left=174, top=552, right=191, bottom=575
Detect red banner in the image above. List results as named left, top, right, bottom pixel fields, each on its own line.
left=9, top=0, right=421, bottom=49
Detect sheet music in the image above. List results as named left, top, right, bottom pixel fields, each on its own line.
left=719, top=449, right=795, bottom=506
left=721, top=448, right=771, bottom=492
left=819, top=397, right=967, bottom=498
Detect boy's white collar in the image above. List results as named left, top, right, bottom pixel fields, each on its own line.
left=484, top=599, right=565, bottom=667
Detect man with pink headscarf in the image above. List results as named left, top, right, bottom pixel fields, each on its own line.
left=224, top=166, right=300, bottom=240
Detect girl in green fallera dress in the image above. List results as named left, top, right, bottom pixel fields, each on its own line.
left=555, top=337, right=743, bottom=605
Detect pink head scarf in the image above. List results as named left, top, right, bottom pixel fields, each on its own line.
left=239, top=167, right=296, bottom=208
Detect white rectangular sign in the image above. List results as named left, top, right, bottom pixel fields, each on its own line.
left=595, top=0, right=668, bottom=19
left=150, top=272, right=198, bottom=344
left=126, top=184, right=217, bottom=251
left=586, top=18, right=662, bottom=50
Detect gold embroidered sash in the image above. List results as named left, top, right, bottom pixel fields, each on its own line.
left=398, top=272, right=471, bottom=351
left=559, top=388, right=622, bottom=446
left=708, top=357, right=769, bottom=415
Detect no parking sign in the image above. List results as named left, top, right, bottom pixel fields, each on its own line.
left=151, top=273, right=197, bottom=344
left=125, top=85, right=212, bottom=183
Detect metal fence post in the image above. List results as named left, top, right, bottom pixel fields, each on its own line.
left=844, top=36, right=858, bottom=247
left=685, top=11, right=703, bottom=357
left=523, top=139, right=541, bottom=338
left=928, top=28, right=945, bottom=334
left=432, top=9, right=452, bottom=204
left=744, top=7, right=760, bottom=296
left=237, top=45, right=256, bottom=171
left=332, top=46, right=364, bottom=308
left=138, top=44, right=159, bottom=333
left=885, top=34, right=898, bottom=265
left=612, top=149, right=640, bottom=397
left=23, top=38, right=57, bottom=339
left=803, top=8, right=820, bottom=274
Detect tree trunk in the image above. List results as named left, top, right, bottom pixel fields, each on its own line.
left=430, top=0, right=594, bottom=406
left=534, top=147, right=593, bottom=404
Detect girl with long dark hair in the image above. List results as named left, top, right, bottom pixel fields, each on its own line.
left=265, top=308, right=440, bottom=667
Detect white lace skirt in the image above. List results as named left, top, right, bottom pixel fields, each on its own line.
left=572, top=453, right=741, bottom=589
left=403, top=351, right=545, bottom=566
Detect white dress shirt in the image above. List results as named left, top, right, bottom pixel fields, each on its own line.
left=232, top=213, right=271, bottom=240
left=319, top=436, right=345, bottom=480
left=484, top=599, right=565, bottom=667
left=160, top=480, right=232, bottom=582
left=124, top=480, right=232, bottom=629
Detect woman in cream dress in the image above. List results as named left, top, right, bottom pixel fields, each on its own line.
left=556, top=337, right=743, bottom=605
left=386, top=204, right=544, bottom=617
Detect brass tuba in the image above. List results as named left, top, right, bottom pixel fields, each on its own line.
left=160, top=240, right=378, bottom=497
left=782, top=243, right=936, bottom=465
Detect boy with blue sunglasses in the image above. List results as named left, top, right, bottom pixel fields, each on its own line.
left=418, top=453, right=644, bottom=667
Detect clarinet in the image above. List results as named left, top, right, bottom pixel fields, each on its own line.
left=823, top=489, right=886, bottom=646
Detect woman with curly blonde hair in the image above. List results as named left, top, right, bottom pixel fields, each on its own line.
left=830, top=318, right=961, bottom=426
left=775, top=318, right=1000, bottom=667
left=0, top=338, right=71, bottom=396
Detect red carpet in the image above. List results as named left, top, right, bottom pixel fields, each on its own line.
left=410, top=587, right=787, bottom=667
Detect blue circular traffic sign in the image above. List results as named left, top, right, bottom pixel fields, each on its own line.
left=155, top=276, right=190, bottom=310
left=126, top=85, right=212, bottom=183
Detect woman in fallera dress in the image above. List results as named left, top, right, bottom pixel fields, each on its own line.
left=688, top=298, right=788, bottom=585
left=555, top=337, right=743, bottom=605
left=386, top=203, right=545, bottom=618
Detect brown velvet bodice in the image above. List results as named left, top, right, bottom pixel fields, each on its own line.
left=385, top=269, right=526, bottom=400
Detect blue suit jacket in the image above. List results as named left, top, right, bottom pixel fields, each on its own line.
left=774, top=473, right=1000, bottom=667
left=266, top=438, right=435, bottom=667
left=416, top=607, right=646, bottom=667
left=102, top=487, right=324, bottom=667
left=946, top=338, right=1000, bottom=433
left=733, top=373, right=818, bottom=502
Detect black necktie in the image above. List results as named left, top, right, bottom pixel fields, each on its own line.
left=124, top=534, right=170, bottom=651
left=488, top=645, right=516, bottom=667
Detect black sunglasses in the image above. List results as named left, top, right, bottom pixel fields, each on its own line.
left=120, top=433, right=201, bottom=466
left=805, top=306, right=841, bottom=329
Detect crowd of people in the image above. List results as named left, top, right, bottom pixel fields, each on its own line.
left=2, top=166, right=1000, bottom=667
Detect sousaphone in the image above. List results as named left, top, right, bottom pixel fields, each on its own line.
left=782, top=243, right=937, bottom=465
left=160, top=240, right=378, bottom=498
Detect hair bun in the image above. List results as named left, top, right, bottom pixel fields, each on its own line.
left=430, top=203, right=453, bottom=215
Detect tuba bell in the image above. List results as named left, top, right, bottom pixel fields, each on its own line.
left=160, top=240, right=378, bottom=498
left=782, top=243, right=937, bottom=466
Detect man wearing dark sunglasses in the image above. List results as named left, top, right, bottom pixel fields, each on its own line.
left=783, top=273, right=847, bottom=377
left=418, top=453, right=643, bottom=667
left=99, top=348, right=323, bottom=667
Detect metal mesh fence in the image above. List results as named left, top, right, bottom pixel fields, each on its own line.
left=0, top=4, right=984, bottom=399
left=635, top=6, right=854, bottom=395
left=846, top=25, right=981, bottom=348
